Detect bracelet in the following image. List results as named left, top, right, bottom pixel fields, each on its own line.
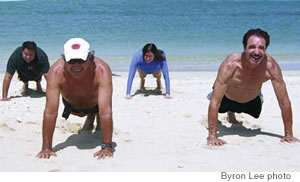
left=101, top=143, right=113, bottom=149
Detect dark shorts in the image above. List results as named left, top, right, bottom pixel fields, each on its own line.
left=18, top=74, right=42, bottom=82
left=218, top=95, right=262, bottom=118
left=62, top=98, right=99, bottom=120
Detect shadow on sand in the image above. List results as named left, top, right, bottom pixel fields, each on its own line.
left=9, top=88, right=46, bottom=99
left=133, top=88, right=165, bottom=97
left=52, top=131, right=117, bottom=152
left=217, top=120, right=283, bottom=139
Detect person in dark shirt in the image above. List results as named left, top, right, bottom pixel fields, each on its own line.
left=1, top=41, right=50, bottom=101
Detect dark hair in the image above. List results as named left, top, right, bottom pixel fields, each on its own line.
left=242, top=28, right=270, bottom=49
left=142, top=43, right=165, bottom=61
left=22, top=41, right=37, bottom=51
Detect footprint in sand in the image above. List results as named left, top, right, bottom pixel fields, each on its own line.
left=199, top=116, right=208, bottom=129
left=202, top=145, right=226, bottom=150
left=113, top=128, right=130, bottom=136
left=57, top=119, right=82, bottom=134
left=25, top=121, right=39, bottom=125
left=200, top=114, right=262, bottom=130
left=0, top=123, right=16, bottom=132
left=48, top=169, right=62, bottom=172
left=183, top=113, right=192, bottom=118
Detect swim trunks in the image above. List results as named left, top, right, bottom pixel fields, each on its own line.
left=62, top=98, right=99, bottom=120
left=18, top=74, right=42, bottom=82
left=218, top=95, right=263, bottom=118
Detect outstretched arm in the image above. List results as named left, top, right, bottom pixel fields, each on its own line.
left=1, top=73, right=13, bottom=101
left=94, top=63, right=113, bottom=159
left=207, top=54, right=239, bottom=145
left=36, top=68, right=61, bottom=159
left=268, top=59, right=299, bottom=143
left=161, top=60, right=171, bottom=98
left=126, top=51, right=141, bottom=99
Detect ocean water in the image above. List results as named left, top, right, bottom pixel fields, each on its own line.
left=0, top=0, right=300, bottom=72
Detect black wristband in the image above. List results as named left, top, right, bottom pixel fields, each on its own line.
left=101, top=143, right=113, bottom=149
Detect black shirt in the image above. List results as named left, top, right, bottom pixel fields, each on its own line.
left=6, top=47, right=50, bottom=81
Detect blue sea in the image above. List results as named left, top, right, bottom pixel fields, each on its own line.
left=0, top=0, right=300, bottom=72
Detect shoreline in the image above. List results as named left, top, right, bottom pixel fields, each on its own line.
left=1, top=53, right=300, bottom=72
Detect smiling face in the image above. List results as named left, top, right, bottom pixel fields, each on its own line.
left=22, top=48, right=36, bottom=63
left=244, top=35, right=267, bottom=66
left=64, top=57, right=91, bottom=77
left=143, top=51, right=155, bottom=63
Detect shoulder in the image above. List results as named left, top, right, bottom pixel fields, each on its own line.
left=14, top=47, right=23, bottom=53
left=135, top=49, right=143, bottom=56
left=48, top=58, right=64, bottom=76
left=93, top=57, right=112, bottom=76
left=36, top=47, right=48, bottom=59
left=221, top=52, right=242, bottom=70
left=265, top=54, right=283, bottom=80
left=36, top=47, right=46, bottom=54
left=133, top=50, right=143, bottom=59
left=215, top=52, right=241, bottom=82
left=265, top=54, right=279, bottom=70
left=10, top=47, right=22, bottom=57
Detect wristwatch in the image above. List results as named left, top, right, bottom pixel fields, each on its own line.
left=101, top=143, right=113, bottom=150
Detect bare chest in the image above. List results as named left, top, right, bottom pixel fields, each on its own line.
left=229, top=68, right=268, bottom=88
left=60, top=77, right=99, bottom=108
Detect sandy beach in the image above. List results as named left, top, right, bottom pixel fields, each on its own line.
left=0, top=71, right=300, bottom=172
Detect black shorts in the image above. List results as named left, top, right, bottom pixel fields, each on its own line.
left=218, top=95, right=262, bottom=118
left=62, top=98, right=99, bottom=120
left=18, top=74, right=42, bottom=82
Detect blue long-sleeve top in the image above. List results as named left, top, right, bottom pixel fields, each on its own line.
left=126, top=50, right=170, bottom=95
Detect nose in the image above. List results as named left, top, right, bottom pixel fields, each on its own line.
left=253, top=48, right=260, bottom=55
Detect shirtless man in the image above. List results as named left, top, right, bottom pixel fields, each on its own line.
left=207, top=28, right=299, bottom=145
left=36, top=38, right=113, bottom=159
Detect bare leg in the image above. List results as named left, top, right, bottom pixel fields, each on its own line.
left=138, top=69, right=147, bottom=90
left=81, top=113, right=96, bottom=131
left=95, top=114, right=101, bottom=131
left=153, top=70, right=162, bottom=90
left=23, top=82, right=29, bottom=89
left=36, top=80, right=43, bottom=92
left=22, top=82, right=29, bottom=95
left=227, top=111, right=239, bottom=124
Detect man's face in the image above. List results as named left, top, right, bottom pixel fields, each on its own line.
left=144, top=51, right=154, bottom=63
left=244, top=35, right=267, bottom=66
left=65, top=58, right=89, bottom=77
left=22, top=48, right=36, bottom=63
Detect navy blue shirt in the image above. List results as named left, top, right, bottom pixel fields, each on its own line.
left=6, top=47, right=50, bottom=81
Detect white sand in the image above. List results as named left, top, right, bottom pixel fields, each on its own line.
left=0, top=71, right=300, bottom=172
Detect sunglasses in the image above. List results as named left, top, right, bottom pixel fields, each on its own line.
left=67, top=59, right=86, bottom=64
